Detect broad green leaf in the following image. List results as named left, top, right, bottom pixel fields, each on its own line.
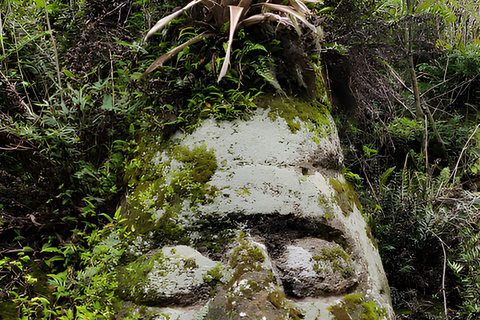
left=63, top=70, right=75, bottom=78
left=379, top=166, right=396, bottom=194
left=101, top=94, right=114, bottom=110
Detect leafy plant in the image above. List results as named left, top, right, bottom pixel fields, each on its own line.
left=140, top=0, right=321, bottom=81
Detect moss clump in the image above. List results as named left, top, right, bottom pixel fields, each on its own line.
left=246, top=279, right=264, bottom=292
left=328, top=293, right=388, bottom=320
left=203, top=262, right=224, bottom=288
left=267, top=288, right=303, bottom=320
left=123, top=143, right=218, bottom=236
left=321, top=247, right=351, bottom=263
left=174, top=144, right=218, bottom=184
left=0, top=301, right=18, bottom=320
left=312, top=246, right=353, bottom=279
left=329, top=176, right=362, bottom=216
left=342, top=292, right=363, bottom=305
left=257, top=95, right=331, bottom=138
left=229, top=238, right=266, bottom=270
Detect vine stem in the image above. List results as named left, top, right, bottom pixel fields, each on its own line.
left=441, top=240, right=448, bottom=319
left=43, top=0, right=63, bottom=104
left=450, top=123, right=480, bottom=184
left=432, top=233, right=448, bottom=319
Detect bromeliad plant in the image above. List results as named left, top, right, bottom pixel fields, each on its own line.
left=140, top=0, right=321, bottom=82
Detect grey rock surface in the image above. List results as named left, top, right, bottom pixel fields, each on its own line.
left=118, top=96, right=393, bottom=319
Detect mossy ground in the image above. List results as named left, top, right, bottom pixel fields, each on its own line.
left=0, top=301, right=18, bottom=320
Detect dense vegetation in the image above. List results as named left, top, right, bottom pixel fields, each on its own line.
left=0, top=0, right=479, bottom=319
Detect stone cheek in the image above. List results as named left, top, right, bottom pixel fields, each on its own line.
left=116, top=245, right=219, bottom=306
left=277, top=238, right=357, bottom=297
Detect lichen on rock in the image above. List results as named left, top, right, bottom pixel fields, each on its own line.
left=328, top=293, right=388, bottom=320
left=277, top=238, right=357, bottom=298
left=116, top=245, right=219, bottom=306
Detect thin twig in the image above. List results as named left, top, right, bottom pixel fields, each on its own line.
left=439, top=237, right=448, bottom=319
left=0, top=9, right=6, bottom=73
left=451, top=123, right=480, bottom=184
left=43, top=0, right=63, bottom=104
left=443, top=54, right=450, bottom=83
left=401, top=153, right=409, bottom=200
left=109, top=49, right=115, bottom=107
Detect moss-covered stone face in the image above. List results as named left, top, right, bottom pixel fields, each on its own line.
left=116, top=94, right=393, bottom=319
left=123, top=143, right=218, bottom=235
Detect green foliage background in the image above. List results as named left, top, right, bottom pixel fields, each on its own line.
left=0, top=0, right=480, bottom=319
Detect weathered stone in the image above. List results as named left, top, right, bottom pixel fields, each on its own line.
left=206, top=237, right=303, bottom=320
left=277, top=238, right=357, bottom=297
left=116, top=245, right=219, bottom=306
left=117, top=301, right=204, bottom=320
left=120, top=95, right=394, bottom=319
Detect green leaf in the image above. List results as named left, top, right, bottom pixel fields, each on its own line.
left=63, top=70, right=75, bottom=78
left=140, top=32, right=215, bottom=79
left=41, top=246, right=63, bottom=253
left=379, top=166, right=396, bottom=194
left=101, top=94, right=115, bottom=111
left=99, top=213, right=113, bottom=223
left=130, top=72, right=143, bottom=80
left=144, top=0, right=203, bottom=41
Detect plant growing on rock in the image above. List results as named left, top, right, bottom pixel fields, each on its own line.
left=140, top=0, right=323, bottom=82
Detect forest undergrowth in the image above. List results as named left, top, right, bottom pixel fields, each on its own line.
left=0, top=0, right=480, bottom=319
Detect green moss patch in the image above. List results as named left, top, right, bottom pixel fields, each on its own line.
left=329, top=176, right=362, bottom=216
left=256, top=95, right=332, bottom=138
left=123, top=142, right=218, bottom=236
left=267, top=288, right=304, bottom=320
left=229, top=236, right=266, bottom=271
left=328, top=293, right=388, bottom=320
left=312, top=246, right=354, bottom=279
left=0, top=301, right=18, bottom=320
